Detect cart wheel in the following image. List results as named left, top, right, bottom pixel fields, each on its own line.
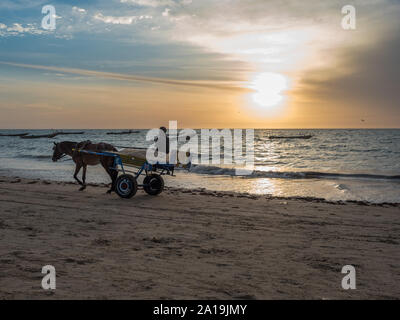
left=115, top=174, right=137, bottom=199
left=143, top=174, right=164, bottom=196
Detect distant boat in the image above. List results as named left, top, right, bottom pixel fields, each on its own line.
left=21, top=132, right=58, bottom=139
left=106, top=130, right=139, bottom=135
left=19, top=131, right=85, bottom=139
left=56, top=131, right=85, bottom=135
left=0, top=133, right=29, bottom=137
left=269, top=135, right=313, bottom=140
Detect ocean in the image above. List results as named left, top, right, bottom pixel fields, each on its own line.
left=0, top=129, right=399, bottom=203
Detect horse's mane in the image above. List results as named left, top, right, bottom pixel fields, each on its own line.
left=60, top=141, right=78, bottom=146
left=59, top=140, right=117, bottom=152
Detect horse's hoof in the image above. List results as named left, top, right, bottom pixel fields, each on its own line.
left=79, top=186, right=86, bottom=191
left=106, top=190, right=112, bottom=194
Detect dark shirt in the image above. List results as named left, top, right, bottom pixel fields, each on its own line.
left=155, top=134, right=169, bottom=154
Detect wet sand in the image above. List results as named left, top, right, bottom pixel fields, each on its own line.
left=0, top=176, right=399, bottom=299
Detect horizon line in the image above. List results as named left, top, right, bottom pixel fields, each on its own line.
left=1, top=128, right=399, bottom=130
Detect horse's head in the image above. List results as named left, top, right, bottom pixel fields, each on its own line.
left=52, top=142, right=64, bottom=162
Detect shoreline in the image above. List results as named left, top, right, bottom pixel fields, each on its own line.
left=0, top=176, right=399, bottom=299
left=2, top=175, right=399, bottom=207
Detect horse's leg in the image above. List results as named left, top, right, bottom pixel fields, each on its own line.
left=79, top=164, right=87, bottom=191
left=101, top=158, right=116, bottom=194
left=73, top=162, right=83, bottom=187
left=109, top=168, right=118, bottom=194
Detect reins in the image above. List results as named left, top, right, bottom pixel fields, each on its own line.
left=58, top=154, right=72, bottom=162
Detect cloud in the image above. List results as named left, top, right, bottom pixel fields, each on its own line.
left=8, top=23, right=28, bottom=33
left=297, top=28, right=400, bottom=107
left=93, top=13, right=152, bottom=24
left=0, top=61, right=249, bottom=92
left=0, top=0, right=48, bottom=10
left=1, top=0, right=400, bottom=128
left=0, top=23, right=48, bottom=37
left=287, top=16, right=400, bottom=127
left=120, top=0, right=175, bottom=7
left=72, top=6, right=86, bottom=14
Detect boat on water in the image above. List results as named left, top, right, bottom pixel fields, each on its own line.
left=0, top=133, right=29, bottom=137
left=20, top=131, right=85, bottom=139
left=20, top=132, right=59, bottom=139
left=269, top=135, right=313, bottom=140
left=106, top=130, right=139, bottom=135
left=56, top=131, right=85, bottom=135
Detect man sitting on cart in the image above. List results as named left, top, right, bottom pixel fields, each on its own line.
left=153, top=126, right=170, bottom=163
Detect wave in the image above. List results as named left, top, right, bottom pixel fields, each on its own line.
left=18, top=154, right=52, bottom=160
left=189, top=165, right=400, bottom=181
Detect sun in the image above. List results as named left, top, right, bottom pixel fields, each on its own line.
left=249, top=72, right=288, bottom=108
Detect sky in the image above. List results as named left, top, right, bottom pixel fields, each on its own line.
left=0, top=0, right=399, bottom=128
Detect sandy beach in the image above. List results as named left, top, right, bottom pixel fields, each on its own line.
left=0, top=176, right=399, bottom=300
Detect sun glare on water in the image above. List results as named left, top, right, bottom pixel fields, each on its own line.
left=249, top=72, right=288, bottom=108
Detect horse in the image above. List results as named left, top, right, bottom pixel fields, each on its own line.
left=52, top=140, right=118, bottom=193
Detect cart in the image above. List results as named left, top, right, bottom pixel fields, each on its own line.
left=75, top=148, right=188, bottom=199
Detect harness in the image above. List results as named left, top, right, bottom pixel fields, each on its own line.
left=57, top=154, right=68, bottom=161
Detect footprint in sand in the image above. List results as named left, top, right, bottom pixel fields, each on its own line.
left=91, top=238, right=112, bottom=246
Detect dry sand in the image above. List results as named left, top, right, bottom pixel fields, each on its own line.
left=0, top=176, right=399, bottom=299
